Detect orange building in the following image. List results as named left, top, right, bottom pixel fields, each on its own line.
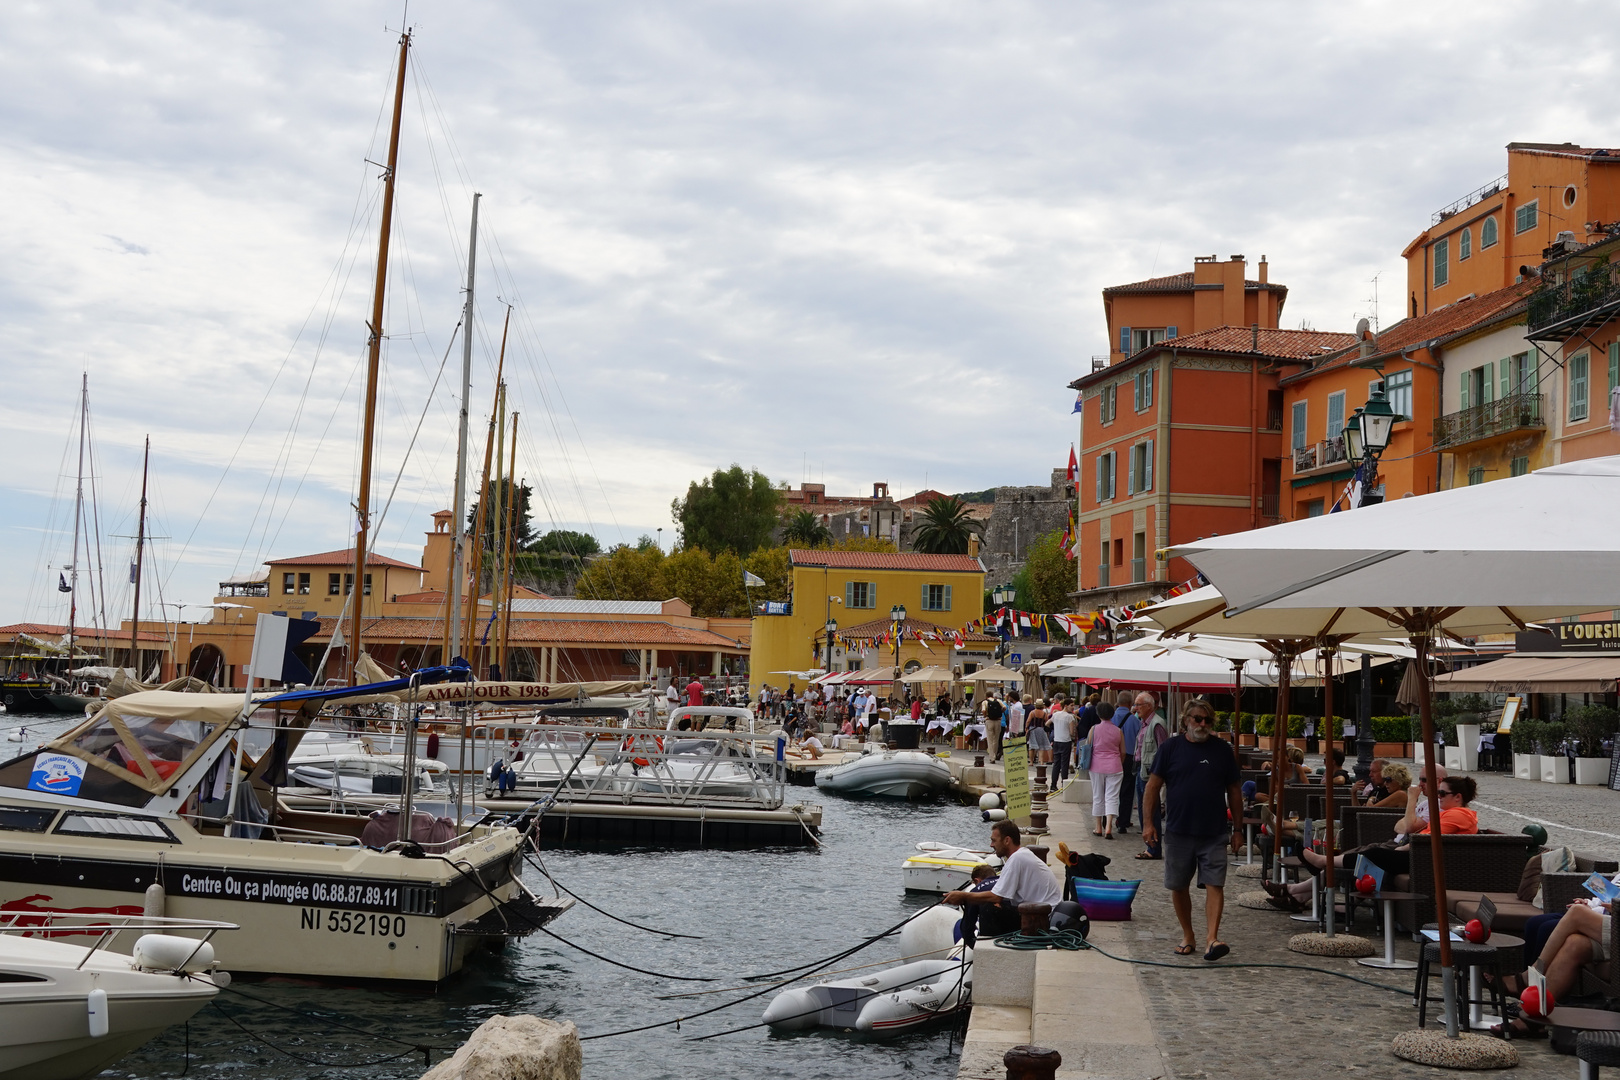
left=1403, top=142, right=1620, bottom=319
left=1070, top=325, right=1354, bottom=608
left=1096, top=254, right=1288, bottom=371
left=1279, top=284, right=1535, bottom=516
left=1524, top=230, right=1620, bottom=464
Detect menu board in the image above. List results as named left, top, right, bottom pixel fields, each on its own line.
left=1608, top=740, right=1620, bottom=793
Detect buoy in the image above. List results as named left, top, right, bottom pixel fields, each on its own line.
left=87, top=988, right=108, bottom=1037
left=132, top=935, right=216, bottom=973
left=1520, top=985, right=1553, bottom=1019
left=978, top=792, right=1002, bottom=811
left=143, top=883, right=165, bottom=920
left=984, top=808, right=1007, bottom=822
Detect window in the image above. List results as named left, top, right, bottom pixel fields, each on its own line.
left=1510, top=456, right=1530, bottom=477
left=1481, top=216, right=1498, bottom=248
left=1124, top=328, right=1164, bottom=356
left=844, top=581, right=877, bottom=609
left=1610, top=343, right=1619, bottom=393
left=1467, top=466, right=1485, bottom=486
left=1099, top=384, right=1117, bottom=424
left=363, top=573, right=372, bottom=597
left=921, top=583, right=952, bottom=611
left=1134, top=368, right=1154, bottom=412
left=1461, top=363, right=1495, bottom=410
left=1459, top=227, right=1471, bottom=261
left=1433, top=238, right=1449, bottom=288
left=1301, top=499, right=1325, bottom=518
left=1112, top=538, right=1124, bottom=566
left=1131, top=532, right=1146, bottom=584
left=1564, top=185, right=1578, bottom=209
left=282, top=572, right=296, bottom=595
left=1095, top=451, right=1117, bottom=502
left=1507, top=352, right=1538, bottom=397
left=343, top=573, right=354, bottom=595
left=297, top=572, right=310, bottom=596
left=1128, top=440, right=1154, bottom=494
left=1569, top=352, right=1589, bottom=422
left=1290, top=401, right=1308, bottom=451
left=1382, top=369, right=1413, bottom=419
left=328, top=573, right=341, bottom=596
left=1326, top=391, right=1346, bottom=439
left=1515, top=200, right=1538, bottom=235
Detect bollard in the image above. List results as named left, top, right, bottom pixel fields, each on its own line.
left=1028, top=811, right=1048, bottom=830
left=1034, top=764, right=1048, bottom=786
left=1025, top=845, right=1050, bottom=864
left=974, top=755, right=986, bottom=769
left=1004, top=1045, right=1062, bottom=1080
left=1017, top=902, right=1052, bottom=934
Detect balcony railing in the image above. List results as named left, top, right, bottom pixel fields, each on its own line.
left=1265, top=404, right=1284, bottom=431
left=1292, top=434, right=1347, bottom=475
left=1528, top=261, right=1620, bottom=339
left=1433, top=392, right=1546, bottom=449
left=1097, top=564, right=1110, bottom=588
left=1130, top=558, right=1146, bottom=584
left=1431, top=173, right=1506, bottom=226
left=1259, top=493, right=1281, bottom=519
left=1293, top=444, right=1317, bottom=472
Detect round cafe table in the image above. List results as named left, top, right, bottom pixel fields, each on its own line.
left=1356, top=891, right=1426, bottom=970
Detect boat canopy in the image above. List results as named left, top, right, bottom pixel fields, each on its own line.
left=37, top=691, right=247, bottom=798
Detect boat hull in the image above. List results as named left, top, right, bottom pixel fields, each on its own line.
left=0, top=986, right=214, bottom=1080
left=814, top=752, right=952, bottom=799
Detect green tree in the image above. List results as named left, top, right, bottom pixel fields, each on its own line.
left=1018, top=531, right=1074, bottom=617
left=672, top=466, right=782, bottom=555
left=781, top=509, right=833, bottom=547
left=528, top=529, right=601, bottom=558
left=830, top=535, right=898, bottom=553
left=743, top=546, right=792, bottom=603
left=910, top=495, right=978, bottom=555
left=573, top=544, right=667, bottom=603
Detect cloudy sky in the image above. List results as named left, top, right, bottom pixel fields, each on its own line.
left=3, top=1, right=1615, bottom=629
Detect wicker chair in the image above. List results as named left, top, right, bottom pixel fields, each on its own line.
left=1399, top=834, right=1539, bottom=934
left=1540, top=857, right=1620, bottom=998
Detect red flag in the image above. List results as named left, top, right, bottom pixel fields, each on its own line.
left=1066, top=445, right=1078, bottom=482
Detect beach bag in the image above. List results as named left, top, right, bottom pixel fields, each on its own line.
left=1078, top=729, right=1095, bottom=771
left=1071, top=878, right=1142, bottom=921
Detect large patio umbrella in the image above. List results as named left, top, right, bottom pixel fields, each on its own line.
left=1152, top=457, right=1620, bottom=1039
left=961, top=664, right=1022, bottom=683
left=899, top=665, right=956, bottom=685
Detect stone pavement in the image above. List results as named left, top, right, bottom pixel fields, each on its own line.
left=958, top=769, right=1590, bottom=1080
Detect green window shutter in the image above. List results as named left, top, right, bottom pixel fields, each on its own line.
left=922, top=583, right=929, bottom=610
left=1610, top=343, right=1619, bottom=391
left=1500, top=359, right=1511, bottom=399
left=1482, top=362, right=1495, bottom=404
left=1144, top=438, right=1154, bottom=491
left=869, top=582, right=877, bottom=609
left=1460, top=370, right=1470, bottom=410
left=1119, top=326, right=1131, bottom=353
left=1127, top=445, right=1137, bottom=494
left=845, top=581, right=854, bottom=609
left=1095, top=455, right=1104, bottom=503
left=943, top=584, right=951, bottom=611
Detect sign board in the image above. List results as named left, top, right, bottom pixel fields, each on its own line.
left=1608, top=740, right=1620, bottom=793
left=1009, top=653, right=1023, bottom=666
left=1003, top=736, right=1031, bottom=822
left=28, top=753, right=85, bottom=797
left=1497, top=696, right=1522, bottom=734
left=1516, top=621, right=1620, bottom=653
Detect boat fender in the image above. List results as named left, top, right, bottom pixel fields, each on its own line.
left=982, top=808, right=1007, bottom=822
left=87, top=987, right=108, bottom=1038
left=977, top=792, right=1003, bottom=811
left=143, top=883, right=165, bottom=920
left=132, top=935, right=216, bottom=973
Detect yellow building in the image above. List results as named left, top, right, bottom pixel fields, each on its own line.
left=749, top=549, right=992, bottom=691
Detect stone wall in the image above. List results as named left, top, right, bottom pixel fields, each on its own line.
left=978, top=469, right=1075, bottom=583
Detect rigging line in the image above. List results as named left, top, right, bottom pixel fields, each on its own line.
left=206, top=1000, right=441, bottom=1068
left=521, top=856, right=701, bottom=939
left=26, top=392, right=83, bottom=623
left=194, top=975, right=459, bottom=1052
left=368, top=321, right=461, bottom=551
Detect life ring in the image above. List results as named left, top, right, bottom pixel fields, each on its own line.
left=623, top=734, right=663, bottom=768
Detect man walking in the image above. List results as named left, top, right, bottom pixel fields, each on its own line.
left=1134, top=692, right=1170, bottom=857
left=1116, top=696, right=1142, bottom=834
left=984, top=692, right=1004, bottom=762
left=1141, top=699, right=1243, bottom=962
left=1049, top=696, right=1077, bottom=783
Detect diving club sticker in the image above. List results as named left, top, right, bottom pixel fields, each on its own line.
left=28, top=753, right=85, bottom=796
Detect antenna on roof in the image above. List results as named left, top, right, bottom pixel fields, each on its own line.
left=1367, top=272, right=1382, bottom=333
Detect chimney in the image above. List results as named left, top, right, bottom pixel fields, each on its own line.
left=1251, top=323, right=1259, bottom=352
left=1258, top=257, right=1268, bottom=284
left=968, top=535, right=980, bottom=558
left=1357, top=318, right=1374, bottom=359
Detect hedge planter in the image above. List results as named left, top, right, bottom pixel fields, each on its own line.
left=1539, top=755, right=1570, bottom=784
left=1373, top=742, right=1410, bottom=759
left=1575, top=757, right=1609, bottom=785
left=1239, top=735, right=1258, bottom=747
left=1514, top=754, right=1538, bottom=780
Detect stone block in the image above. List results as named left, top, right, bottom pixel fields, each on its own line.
left=971, top=942, right=1036, bottom=1007
left=421, top=1014, right=581, bottom=1080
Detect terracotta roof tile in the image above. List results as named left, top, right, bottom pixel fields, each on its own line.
left=1102, top=272, right=1286, bottom=295
left=268, top=549, right=420, bottom=570
left=0, top=623, right=167, bottom=642
left=789, top=550, right=985, bottom=573
left=1156, top=326, right=1358, bottom=360
left=312, top=617, right=744, bottom=649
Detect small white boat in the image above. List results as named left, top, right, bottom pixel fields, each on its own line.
left=286, top=753, right=451, bottom=798
left=761, top=951, right=970, bottom=1034
left=0, top=913, right=232, bottom=1080
left=902, top=842, right=1002, bottom=893
left=814, top=750, right=952, bottom=799
left=633, top=738, right=771, bottom=799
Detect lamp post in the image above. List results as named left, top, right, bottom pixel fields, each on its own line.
left=889, top=603, right=907, bottom=701
left=824, top=617, right=837, bottom=672
left=1344, top=386, right=1397, bottom=507
left=992, top=585, right=1014, bottom=662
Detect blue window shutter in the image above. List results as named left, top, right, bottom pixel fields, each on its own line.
left=1144, top=439, right=1154, bottom=490
left=1127, top=446, right=1137, bottom=494
left=1120, top=326, right=1131, bottom=353
left=1133, top=374, right=1142, bottom=412
left=943, top=584, right=951, bottom=611
left=1166, top=326, right=1177, bottom=339
left=1095, top=456, right=1103, bottom=503
left=1146, top=369, right=1154, bottom=408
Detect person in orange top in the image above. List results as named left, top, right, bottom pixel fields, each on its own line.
left=1415, top=775, right=1479, bottom=835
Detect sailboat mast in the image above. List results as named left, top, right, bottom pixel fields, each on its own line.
left=499, top=414, right=519, bottom=674
left=445, top=192, right=481, bottom=665
left=348, top=29, right=411, bottom=685
left=128, top=437, right=149, bottom=679
left=67, top=373, right=87, bottom=671
left=489, top=383, right=507, bottom=677
left=460, top=308, right=509, bottom=668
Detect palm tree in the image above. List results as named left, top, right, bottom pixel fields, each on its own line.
left=911, top=495, right=978, bottom=554
left=781, top=509, right=833, bottom=546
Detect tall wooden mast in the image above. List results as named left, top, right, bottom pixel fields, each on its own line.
left=347, top=29, right=411, bottom=684
left=498, top=412, right=519, bottom=674
left=128, top=437, right=149, bottom=679
left=444, top=192, right=480, bottom=664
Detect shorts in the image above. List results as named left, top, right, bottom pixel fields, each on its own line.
left=1163, top=831, right=1230, bottom=891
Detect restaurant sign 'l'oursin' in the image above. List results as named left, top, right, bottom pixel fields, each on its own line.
left=1515, top=621, right=1620, bottom=653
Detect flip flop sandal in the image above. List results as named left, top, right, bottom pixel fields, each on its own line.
left=1204, top=943, right=1230, bottom=962
left=1134, top=851, right=1160, bottom=860
left=1173, top=943, right=1196, bottom=956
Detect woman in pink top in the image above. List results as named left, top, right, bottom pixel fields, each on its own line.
left=1087, top=717, right=1125, bottom=839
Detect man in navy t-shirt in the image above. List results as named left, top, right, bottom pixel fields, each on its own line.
left=1142, top=699, right=1242, bottom=963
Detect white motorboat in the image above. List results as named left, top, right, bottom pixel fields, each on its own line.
left=0, top=912, right=232, bottom=1080
left=665, top=705, right=757, bottom=733
left=632, top=737, right=773, bottom=799
left=0, top=685, right=572, bottom=983
left=814, top=749, right=953, bottom=799
left=495, top=728, right=633, bottom=796
left=287, top=752, right=451, bottom=799
left=902, top=842, right=1002, bottom=893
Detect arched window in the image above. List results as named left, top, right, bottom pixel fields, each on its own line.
left=1481, top=216, right=1499, bottom=248
left=1459, top=227, right=1472, bottom=261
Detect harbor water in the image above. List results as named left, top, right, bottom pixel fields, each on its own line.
left=5, top=712, right=988, bottom=1079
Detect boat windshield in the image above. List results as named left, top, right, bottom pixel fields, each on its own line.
left=69, top=712, right=209, bottom=783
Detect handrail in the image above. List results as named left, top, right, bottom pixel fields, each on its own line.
left=0, top=911, right=238, bottom=969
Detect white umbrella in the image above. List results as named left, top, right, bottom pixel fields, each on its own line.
left=899, top=665, right=956, bottom=685
left=961, top=664, right=1022, bottom=683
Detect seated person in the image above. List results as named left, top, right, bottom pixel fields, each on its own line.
left=1363, top=761, right=1411, bottom=807
left=1325, top=747, right=1351, bottom=785
left=1259, top=746, right=1312, bottom=788
left=1493, top=871, right=1618, bottom=1037
left=798, top=731, right=824, bottom=759
left=1295, top=772, right=1474, bottom=878
left=942, top=821, right=1060, bottom=945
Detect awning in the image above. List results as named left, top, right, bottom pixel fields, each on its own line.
left=1431, top=654, right=1620, bottom=694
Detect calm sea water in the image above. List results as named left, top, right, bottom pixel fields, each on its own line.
left=19, top=707, right=987, bottom=1080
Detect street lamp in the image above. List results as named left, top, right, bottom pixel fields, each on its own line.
left=889, top=604, right=906, bottom=683
left=1348, top=386, right=1397, bottom=507
left=824, top=617, right=837, bottom=671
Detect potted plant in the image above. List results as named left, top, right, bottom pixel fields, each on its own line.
left=951, top=721, right=967, bottom=750
left=1510, top=718, right=1542, bottom=780
left=1565, top=705, right=1618, bottom=785
left=1538, top=720, right=1570, bottom=784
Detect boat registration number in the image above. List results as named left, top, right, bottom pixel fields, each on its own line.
left=300, top=908, right=408, bottom=937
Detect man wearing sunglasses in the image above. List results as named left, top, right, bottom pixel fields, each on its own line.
left=1141, top=699, right=1243, bottom=962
